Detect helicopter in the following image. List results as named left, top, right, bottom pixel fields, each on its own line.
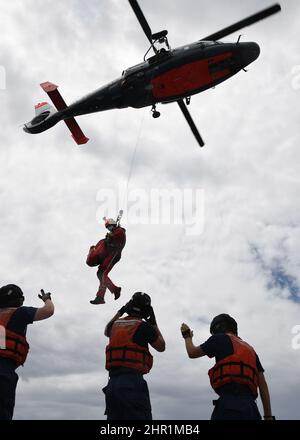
left=23, top=0, right=281, bottom=147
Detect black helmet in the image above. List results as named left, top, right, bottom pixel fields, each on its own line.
left=210, top=313, right=238, bottom=335
left=130, top=292, right=151, bottom=315
left=0, top=284, right=24, bottom=308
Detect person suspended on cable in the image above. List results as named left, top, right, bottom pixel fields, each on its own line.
left=87, top=211, right=126, bottom=305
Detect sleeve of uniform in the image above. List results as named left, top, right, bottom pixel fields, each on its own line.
left=200, top=334, right=233, bottom=359
left=7, top=306, right=38, bottom=336
left=19, top=306, right=38, bottom=324
left=133, top=322, right=157, bottom=346
left=256, top=354, right=264, bottom=373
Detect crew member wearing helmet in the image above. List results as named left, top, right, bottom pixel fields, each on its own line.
left=0, top=284, right=54, bottom=420
left=103, top=292, right=165, bottom=419
left=181, top=314, right=274, bottom=420
left=86, top=217, right=126, bottom=305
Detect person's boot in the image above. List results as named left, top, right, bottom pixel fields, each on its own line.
left=112, top=287, right=121, bottom=301
left=90, top=296, right=105, bottom=305
left=90, top=287, right=105, bottom=305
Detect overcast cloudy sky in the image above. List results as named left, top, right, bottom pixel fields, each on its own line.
left=1, top=0, right=300, bottom=420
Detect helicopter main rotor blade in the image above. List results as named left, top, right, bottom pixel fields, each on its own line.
left=128, top=0, right=153, bottom=45
left=177, top=100, right=204, bottom=147
left=201, top=3, right=281, bottom=41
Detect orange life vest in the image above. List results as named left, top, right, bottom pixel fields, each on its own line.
left=208, top=334, right=258, bottom=397
left=105, top=317, right=153, bottom=374
left=0, top=308, right=29, bottom=367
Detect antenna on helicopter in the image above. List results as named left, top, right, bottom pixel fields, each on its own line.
left=116, top=210, right=123, bottom=226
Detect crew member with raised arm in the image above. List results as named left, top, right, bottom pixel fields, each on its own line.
left=181, top=314, right=274, bottom=420
left=0, top=284, right=55, bottom=420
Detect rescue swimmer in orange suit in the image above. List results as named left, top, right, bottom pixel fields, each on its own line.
left=86, top=217, right=126, bottom=305
left=181, top=314, right=275, bottom=420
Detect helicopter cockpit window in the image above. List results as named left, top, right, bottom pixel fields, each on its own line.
left=199, top=41, right=219, bottom=46
left=193, top=41, right=220, bottom=49
left=173, top=41, right=219, bottom=52
left=122, top=61, right=149, bottom=78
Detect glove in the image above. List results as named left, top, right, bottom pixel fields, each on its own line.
left=145, top=306, right=157, bottom=326
left=38, top=289, right=52, bottom=302
left=181, top=323, right=193, bottom=339
left=118, top=300, right=133, bottom=316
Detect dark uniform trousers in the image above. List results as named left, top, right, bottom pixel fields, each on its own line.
left=103, top=373, right=152, bottom=420
left=0, top=360, right=19, bottom=420
left=211, top=393, right=261, bottom=420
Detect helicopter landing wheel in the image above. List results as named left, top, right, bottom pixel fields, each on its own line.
left=152, top=110, right=161, bottom=118
left=151, top=105, right=161, bottom=119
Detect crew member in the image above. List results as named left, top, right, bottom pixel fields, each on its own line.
left=0, top=284, right=55, bottom=420
left=181, top=314, right=274, bottom=420
left=87, top=217, right=126, bottom=305
left=103, top=292, right=165, bottom=419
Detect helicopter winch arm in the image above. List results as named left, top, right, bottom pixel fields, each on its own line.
left=177, top=100, right=204, bottom=147
left=40, top=82, right=89, bottom=145
left=201, top=3, right=281, bottom=42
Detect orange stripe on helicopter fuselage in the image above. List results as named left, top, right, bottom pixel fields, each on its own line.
left=151, top=52, right=233, bottom=99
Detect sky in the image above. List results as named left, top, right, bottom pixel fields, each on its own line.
left=0, top=0, right=300, bottom=420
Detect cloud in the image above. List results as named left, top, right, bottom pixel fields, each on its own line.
left=0, top=0, right=299, bottom=420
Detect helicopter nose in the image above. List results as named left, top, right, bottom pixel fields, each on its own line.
left=238, top=42, right=260, bottom=67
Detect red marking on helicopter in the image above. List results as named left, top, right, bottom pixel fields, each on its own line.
left=40, top=82, right=68, bottom=112
left=35, top=102, right=49, bottom=109
left=151, top=52, right=232, bottom=99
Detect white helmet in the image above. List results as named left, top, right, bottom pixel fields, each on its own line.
left=104, top=217, right=117, bottom=229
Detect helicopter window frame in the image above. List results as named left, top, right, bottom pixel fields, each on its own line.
left=122, top=61, right=149, bottom=78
